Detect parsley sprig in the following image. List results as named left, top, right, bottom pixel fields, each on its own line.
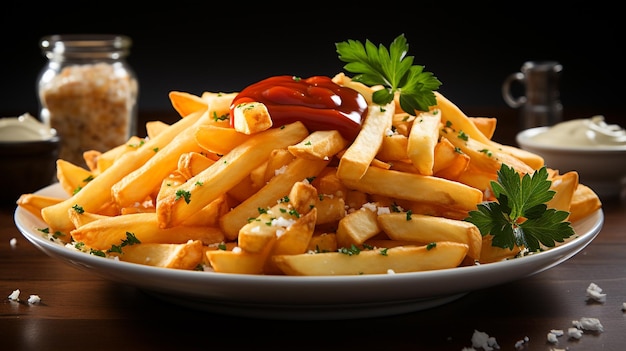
left=336, top=33, right=442, bottom=114
left=465, top=164, right=575, bottom=252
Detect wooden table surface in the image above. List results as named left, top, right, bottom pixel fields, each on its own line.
left=2, top=108, right=625, bottom=350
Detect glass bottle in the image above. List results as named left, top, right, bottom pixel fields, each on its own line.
left=37, top=34, right=138, bottom=168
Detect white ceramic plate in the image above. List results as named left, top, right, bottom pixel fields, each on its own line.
left=15, top=183, right=604, bottom=320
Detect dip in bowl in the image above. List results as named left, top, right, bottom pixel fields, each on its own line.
left=516, top=115, right=626, bottom=199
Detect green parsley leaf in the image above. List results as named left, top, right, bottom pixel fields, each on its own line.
left=175, top=189, right=191, bottom=204
left=465, top=164, right=575, bottom=252
left=336, top=33, right=442, bottom=114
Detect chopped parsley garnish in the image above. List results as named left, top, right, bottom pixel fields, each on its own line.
left=338, top=244, right=361, bottom=256
left=465, top=164, right=575, bottom=252
left=72, top=204, right=84, bottom=214
left=175, top=189, right=191, bottom=204
left=90, top=249, right=106, bottom=257
left=336, top=33, right=442, bottom=114
left=212, top=111, right=229, bottom=122
left=107, top=232, right=141, bottom=254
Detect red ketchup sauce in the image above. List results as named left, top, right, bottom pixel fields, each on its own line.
left=230, top=75, right=368, bottom=141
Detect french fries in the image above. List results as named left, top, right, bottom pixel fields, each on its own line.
left=19, top=77, right=601, bottom=276
left=337, top=102, right=394, bottom=180
left=272, top=241, right=469, bottom=275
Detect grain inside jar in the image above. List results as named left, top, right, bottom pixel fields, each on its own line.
left=37, top=34, right=138, bottom=169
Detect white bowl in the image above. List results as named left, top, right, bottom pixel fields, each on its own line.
left=516, top=126, right=626, bottom=199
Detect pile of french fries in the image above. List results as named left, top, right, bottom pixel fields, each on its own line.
left=17, top=73, right=602, bottom=275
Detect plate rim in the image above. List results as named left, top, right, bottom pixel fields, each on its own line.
left=13, top=182, right=604, bottom=319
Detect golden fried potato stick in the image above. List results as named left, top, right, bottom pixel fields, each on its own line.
left=287, top=130, right=348, bottom=160
left=407, top=109, right=441, bottom=176
left=68, top=210, right=109, bottom=228
left=272, top=241, right=469, bottom=276
left=157, top=121, right=309, bottom=229
left=377, top=212, right=482, bottom=261
left=70, top=212, right=225, bottom=251
left=307, top=233, right=338, bottom=252
left=469, top=117, right=497, bottom=139
left=220, top=156, right=329, bottom=240
left=111, top=111, right=211, bottom=208
left=118, top=240, right=204, bottom=270
left=262, top=149, right=295, bottom=183
left=568, top=184, right=602, bottom=223
left=479, top=236, right=522, bottom=264
left=176, top=152, right=216, bottom=180
left=443, top=125, right=535, bottom=178
left=314, top=194, right=346, bottom=225
left=180, top=194, right=230, bottom=227
left=340, top=166, right=483, bottom=213
left=169, top=91, right=208, bottom=117
left=195, top=124, right=252, bottom=155
left=201, top=91, right=238, bottom=119
left=41, top=109, right=205, bottom=233
left=145, top=120, right=170, bottom=139
left=205, top=236, right=276, bottom=274
left=377, top=133, right=408, bottom=162
left=312, top=166, right=348, bottom=197
left=336, top=206, right=380, bottom=248
left=337, top=102, right=395, bottom=181
left=332, top=72, right=379, bottom=104
left=16, top=194, right=63, bottom=221
left=82, top=150, right=101, bottom=174
left=546, top=170, right=579, bottom=215
left=95, top=135, right=144, bottom=174
left=56, top=159, right=95, bottom=196
left=264, top=208, right=317, bottom=274
left=432, top=137, right=470, bottom=180
left=435, top=91, right=492, bottom=145
left=237, top=181, right=318, bottom=271
left=435, top=91, right=543, bottom=169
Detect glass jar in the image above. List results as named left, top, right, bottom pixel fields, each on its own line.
left=37, top=34, right=138, bottom=168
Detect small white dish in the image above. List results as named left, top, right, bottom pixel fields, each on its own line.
left=0, top=113, right=56, bottom=142
left=15, top=183, right=604, bottom=320
left=517, top=126, right=626, bottom=199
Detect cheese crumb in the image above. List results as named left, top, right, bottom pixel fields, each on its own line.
left=274, top=165, right=288, bottom=176
left=586, top=282, right=606, bottom=303
left=471, top=330, right=500, bottom=350
left=547, top=332, right=559, bottom=343
left=567, top=327, right=583, bottom=339
left=514, top=336, right=529, bottom=349
left=550, top=329, right=564, bottom=337
left=28, top=295, right=41, bottom=304
left=572, top=317, right=604, bottom=332
left=361, top=202, right=377, bottom=212
left=8, top=289, right=20, bottom=301
left=376, top=206, right=390, bottom=215
left=9, top=238, right=17, bottom=247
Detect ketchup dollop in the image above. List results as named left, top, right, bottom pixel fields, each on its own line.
left=230, top=75, right=368, bottom=141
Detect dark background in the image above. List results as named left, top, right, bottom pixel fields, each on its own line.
left=1, top=4, right=624, bottom=127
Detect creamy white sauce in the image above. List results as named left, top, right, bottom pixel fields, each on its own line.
left=530, top=115, right=626, bottom=147
left=0, top=113, right=57, bottom=141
